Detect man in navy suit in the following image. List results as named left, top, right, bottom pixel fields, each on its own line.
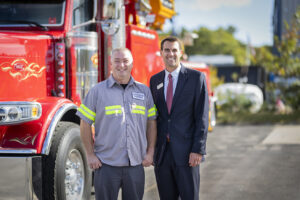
left=150, top=37, right=209, bottom=200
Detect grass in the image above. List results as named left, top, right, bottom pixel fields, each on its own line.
left=217, top=110, right=300, bottom=125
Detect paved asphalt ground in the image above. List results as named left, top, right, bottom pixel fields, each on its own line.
left=91, top=125, right=300, bottom=200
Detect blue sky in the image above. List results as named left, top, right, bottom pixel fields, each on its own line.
left=163, top=0, right=274, bottom=47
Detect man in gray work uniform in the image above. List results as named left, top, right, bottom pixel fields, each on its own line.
left=76, top=48, right=157, bottom=200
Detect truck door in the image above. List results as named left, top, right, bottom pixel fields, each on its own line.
left=66, top=0, right=99, bottom=104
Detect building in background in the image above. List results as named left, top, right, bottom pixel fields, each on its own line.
left=189, top=55, right=235, bottom=67
left=273, top=0, right=300, bottom=42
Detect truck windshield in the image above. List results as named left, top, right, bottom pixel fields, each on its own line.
left=0, top=0, right=65, bottom=27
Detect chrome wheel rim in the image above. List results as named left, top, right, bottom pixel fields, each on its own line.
left=65, top=149, right=85, bottom=200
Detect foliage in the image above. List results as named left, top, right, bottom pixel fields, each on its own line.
left=251, top=7, right=300, bottom=111
left=230, top=72, right=239, bottom=82
left=209, top=67, right=224, bottom=89
left=217, top=108, right=300, bottom=125
left=275, top=7, right=300, bottom=77
left=251, top=46, right=274, bottom=69
left=183, top=27, right=247, bottom=65
left=253, top=7, right=300, bottom=77
left=217, top=91, right=253, bottom=113
left=282, top=81, right=300, bottom=110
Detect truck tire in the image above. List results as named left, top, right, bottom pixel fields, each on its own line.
left=43, top=122, right=92, bottom=200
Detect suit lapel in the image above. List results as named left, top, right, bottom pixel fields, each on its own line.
left=156, top=71, right=168, bottom=114
left=171, top=65, right=187, bottom=114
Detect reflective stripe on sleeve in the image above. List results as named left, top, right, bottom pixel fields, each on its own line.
left=147, top=105, right=157, bottom=117
left=78, top=107, right=95, bottom=121
left=80, top=104, right=96, bottom=117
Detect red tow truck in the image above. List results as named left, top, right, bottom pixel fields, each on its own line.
left=0, top=0, right=214, bottom=199
left=182, top=61, right=216, bottom=131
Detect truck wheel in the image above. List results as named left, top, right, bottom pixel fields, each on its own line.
left=43, top=122, right=92, bottom=200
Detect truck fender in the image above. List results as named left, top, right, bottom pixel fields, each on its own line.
left=41, top=102, right=79, bottom=155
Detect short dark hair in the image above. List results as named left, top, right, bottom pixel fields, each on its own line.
left=160, top=36, right=182, bottom=50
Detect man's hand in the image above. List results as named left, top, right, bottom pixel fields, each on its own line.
left=142, top=152, right=154, bottom=167
left=80, top=120, right=101, bottom=170
left=189, top=152, right=203, bottom=167
left=144, top=119, right=156, bottom=167
left=87, top=153, right=102, bottom=170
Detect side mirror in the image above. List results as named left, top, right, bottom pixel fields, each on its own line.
left=103, top=1, right=119, bottom=19
left=93, top=0, right=97, bottom=19
left=101, top=19, right=119, bottom=35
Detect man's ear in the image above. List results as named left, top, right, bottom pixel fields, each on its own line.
left=180, top=50, right=184, bottom=57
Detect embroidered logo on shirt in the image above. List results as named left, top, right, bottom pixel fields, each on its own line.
left=132, top=92, right=145, bottom=100
left=157, top=83, right=163, bottom=90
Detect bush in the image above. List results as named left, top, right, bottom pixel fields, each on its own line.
left=217, top=91, right=253, bottom=113
left=283, top=81, right=300, bottom=110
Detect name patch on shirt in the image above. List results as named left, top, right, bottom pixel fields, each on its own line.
left=132, top=92, right=145, bottom=100
left=157, top=83, right=163, bottom=90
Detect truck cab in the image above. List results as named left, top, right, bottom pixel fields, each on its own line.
left=0, top=0, right=174, bottom=199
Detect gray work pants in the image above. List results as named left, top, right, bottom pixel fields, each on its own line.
left=94, top=164, right=145, bottom=200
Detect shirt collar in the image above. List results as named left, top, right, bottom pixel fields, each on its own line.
left=108, top=75, right=135, bottom=88
left=165, top=64, right=181, bottom=79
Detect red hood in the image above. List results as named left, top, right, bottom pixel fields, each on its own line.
left=0, top=31, right=56, bottom=101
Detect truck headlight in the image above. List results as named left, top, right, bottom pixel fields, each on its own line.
left=0, top=108, right=6, bottom=121
left=0, top=102, right=42, bottom=125
left=8, top=107, right=20, bottom=120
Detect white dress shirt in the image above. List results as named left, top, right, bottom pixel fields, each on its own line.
left=164, top=64, right=181, bottom=100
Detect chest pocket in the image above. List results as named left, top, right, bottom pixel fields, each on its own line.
left=130, top=102, right=147, bottom=126
left=131, top=94, right=150, bottom=119
left=131, top=103, right=146, bottom=116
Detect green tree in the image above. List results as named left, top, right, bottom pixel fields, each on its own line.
left=252, top=7, right=300, bottom=111
left=251, top=46, right=274, bottom=69
left=254, top=7, right=300, bottom=77
left=184, top=27, right=246, bottom=65
left=226, top=25, right=236, bottom=35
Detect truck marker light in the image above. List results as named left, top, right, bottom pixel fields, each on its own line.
left=58, top=60, right=64, bottom=66
left=57, top=44, right=64, bottom=50
left=58, top=68, right=64, bottom=74
left=58, top=92, right=65, bottom=97
left=57, top=53, right=64, bottom=59
left=55, top=43, right=66, bottom=97
left=32, top=106, right=39, bottom=117
left=58, top=85, right=64, bottom=90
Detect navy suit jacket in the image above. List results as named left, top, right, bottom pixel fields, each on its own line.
left=150, top=64, right=209, bottom=166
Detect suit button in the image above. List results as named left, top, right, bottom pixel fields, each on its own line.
left=168, top=119, right=171, bottom=122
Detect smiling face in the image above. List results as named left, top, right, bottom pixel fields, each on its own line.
left=161, top=41, right=183, bottom=72
left=111, top=49, right=133, bottom=84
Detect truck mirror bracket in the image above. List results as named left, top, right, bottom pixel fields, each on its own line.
left=100, top=19, right=120, bottom=35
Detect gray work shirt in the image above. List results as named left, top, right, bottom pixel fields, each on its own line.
left=76, top=75, right=157, bottom=166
